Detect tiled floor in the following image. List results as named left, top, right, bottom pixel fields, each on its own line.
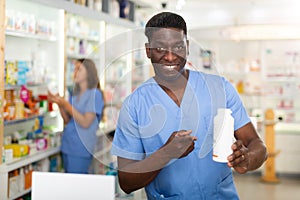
left=234, top=173, right=300, bottom=200
left=117, top=173, right=300, bottom=200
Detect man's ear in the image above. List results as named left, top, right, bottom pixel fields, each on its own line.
left=186, top=40, right=189, bottom=55
left=145, top=43, right=151, bottom=58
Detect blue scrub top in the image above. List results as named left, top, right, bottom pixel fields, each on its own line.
left=62, top=88, right=104, bottom=158
left=111, top=70, right=250, bottom=199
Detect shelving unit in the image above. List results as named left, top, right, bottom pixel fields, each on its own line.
left=92, top=127, right=115, bottom=174
left=0, top=146, right=60, bottom=200
left=0, top=0, right=5, bottom=166
left=65, top=12, right=103, bottom=89
left=5, top=30, right=57, bottom=41
left=4, top=112, right=56, bottom=126
left=260, top=40, right=300, bottom=123
left=131, top=29, right=151, bottom=92
left=102, top=24, right=133, bottom=130
left=0, top=0, right=147, bottom=199
left=0, top=0, right=65, bottom=199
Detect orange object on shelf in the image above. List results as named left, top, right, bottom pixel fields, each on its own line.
left=24, top=165, right=33, bottom=190
left=236, top=80, right=244, bottom=94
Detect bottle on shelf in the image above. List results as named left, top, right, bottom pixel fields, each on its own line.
left=24, top=164, right=33, bottom=190
left=19, top=167, right=25, bottom=192
left=8, top=169, right=19, bottom=198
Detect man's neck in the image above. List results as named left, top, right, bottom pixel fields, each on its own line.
left=155, top=70, right=189, bottom=107
left=155, top=69, right=189, bottom=91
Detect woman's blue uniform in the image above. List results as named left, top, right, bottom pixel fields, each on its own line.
left=62, top=88, right=104, bottom=173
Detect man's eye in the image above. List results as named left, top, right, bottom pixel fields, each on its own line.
left=156, top=47, right=167, bottom=52
left=153, top=46, right=185, bottom=53
left=173, top=46, right=184, bottom=51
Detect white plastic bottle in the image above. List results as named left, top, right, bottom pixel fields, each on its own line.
left=213, top=108, right=235, bottom=163
left=18, top=168, right=25, bottom=192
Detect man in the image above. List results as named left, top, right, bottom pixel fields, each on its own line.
left=111, top=12, right=267, bottom=199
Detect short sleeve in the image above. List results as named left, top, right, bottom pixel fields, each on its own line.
left=224, top=78, right=251, bottom=130
left=85, top=89, right=104, bottom=116
left=94, top=89, right=104, bottom=120
left=110, top=96, right=146, bottom=160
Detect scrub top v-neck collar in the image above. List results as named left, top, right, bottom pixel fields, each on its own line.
left=150, top=70, right=196, bottom=119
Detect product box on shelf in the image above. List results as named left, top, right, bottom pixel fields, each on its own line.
left=35, top=138, right=48, bottom=151
left=17, top=61, right=30, bottom=85
left=5, top=60, right=29, bottom=87
left=5, top=60, right=18, bottom=85
left=4, top=144, right=29, bottom=157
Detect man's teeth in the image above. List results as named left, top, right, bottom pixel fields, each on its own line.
left=165, top=65, right=176, bottom=69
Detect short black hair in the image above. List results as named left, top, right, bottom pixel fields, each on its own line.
left=145, top=12, right=187, bottom=42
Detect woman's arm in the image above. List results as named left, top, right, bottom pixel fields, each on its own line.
left=58, top=105, right=71, bottom=125
left=48, top=92, right=70, bottom=125
left=48, top=92, right=96, bottom=128
left=62, top=100, right=96, bottom=128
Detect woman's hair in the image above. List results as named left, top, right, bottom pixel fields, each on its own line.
left=73, top=58, right=101, bottom=95
left=145, top=12, right=187, bottom=42
left=73, top=58, right=105, bottom=122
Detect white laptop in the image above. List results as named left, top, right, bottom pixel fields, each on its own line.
left=31, top=171, right=115, bottom=200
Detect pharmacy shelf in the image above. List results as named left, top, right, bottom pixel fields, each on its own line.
left=0, top=146, right=60, bottom=200
left=5, top=30, right=56, bottom=41
left=0, top=146, right=60, bottom=173
left=67, top=53, right=100, bottom=60
left=4, top=111, right=58, bottom=126
left=66, top=33, right=99, bottom=42
left=31, top=0, right=137, bottom=29
left=4, top=83, right=48, bottom=90
left=8, top=188, right=31, bottom=200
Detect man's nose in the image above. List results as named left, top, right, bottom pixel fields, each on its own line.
left=164, top=49, right=177, bottom=61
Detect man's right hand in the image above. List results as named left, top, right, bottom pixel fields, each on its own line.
left=163, top=130, right=197, bottom=159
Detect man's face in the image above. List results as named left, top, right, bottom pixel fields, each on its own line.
left=146, top=28, right=189, bottom=81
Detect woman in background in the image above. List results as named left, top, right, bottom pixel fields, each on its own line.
left=48, top=58, right=104, bottom=173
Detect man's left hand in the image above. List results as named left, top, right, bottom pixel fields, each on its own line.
left=227, top=140, right=249, bottom=174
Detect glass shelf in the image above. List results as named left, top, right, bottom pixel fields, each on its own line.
left=4, top=112, right=57, bottom=126
left=5, top=30, right=56, bottom=41
left=67, top=53, right=100, bottom=60
left=66, top=33, right=99, bottom=42
left=4, top=83, right=47, bottom=90
left=0, top=146, right=60, bottom=173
